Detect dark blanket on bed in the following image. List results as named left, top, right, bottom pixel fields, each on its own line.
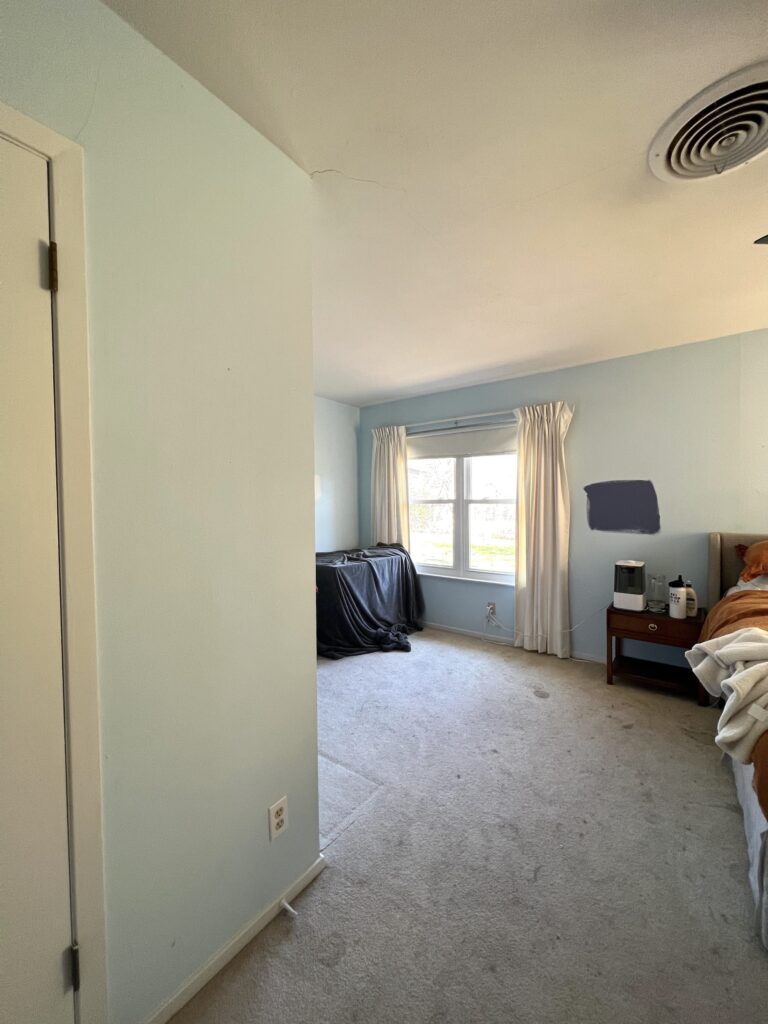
left=316, top=544, right=424, bottom=659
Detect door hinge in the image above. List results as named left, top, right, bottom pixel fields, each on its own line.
left=69, top=942, right=80, bottom=993
left=48, top=241, right=58, bottom=293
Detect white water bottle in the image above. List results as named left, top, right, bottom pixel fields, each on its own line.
left=669, top=575, right=687, bottom=619
left=686, top=581, right=698, bottom=617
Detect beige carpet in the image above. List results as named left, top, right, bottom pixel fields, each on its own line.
left=318, top=753, right=380, bottom=850
left=172, top=629, right=766, bottom=1023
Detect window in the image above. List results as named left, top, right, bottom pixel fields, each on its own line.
left=407, top=450, right=516, bottom=583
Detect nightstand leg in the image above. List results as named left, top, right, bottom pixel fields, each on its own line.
left=697, top=682, right=710, bottom=707
left=606, top=631, right=613, bottom=685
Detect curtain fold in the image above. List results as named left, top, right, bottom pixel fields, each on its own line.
left=371, top=425, right=410, bottom=548
left=513, top=401, right=573, bottom=658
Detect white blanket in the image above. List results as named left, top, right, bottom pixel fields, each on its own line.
left=685, top=627, right=768, bottom=763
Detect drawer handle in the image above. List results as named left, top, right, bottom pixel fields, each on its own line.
left=648, top=623, right=658, bottom=632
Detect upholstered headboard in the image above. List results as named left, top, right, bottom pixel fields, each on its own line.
left=708, top=532, right=768, bottom=608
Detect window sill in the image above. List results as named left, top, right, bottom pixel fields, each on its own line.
left=416, top=571, right=515, bottom=588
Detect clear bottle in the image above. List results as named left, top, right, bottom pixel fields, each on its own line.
left=648, top=574, right=667, bottom=613
left=685, top=580, right=698, bottom=617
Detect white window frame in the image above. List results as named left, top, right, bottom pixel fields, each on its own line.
left=408, top=453, right=516, bottom=585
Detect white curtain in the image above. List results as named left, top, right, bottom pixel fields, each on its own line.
left=514, top=401, right=573, bottom=658
left=371, top=425, right=410, bottom=547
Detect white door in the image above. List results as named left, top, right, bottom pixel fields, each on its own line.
left=0, top=136, right=76, bottom=1023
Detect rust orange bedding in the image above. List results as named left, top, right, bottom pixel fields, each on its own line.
left=700, top=589, right=768, bottom=642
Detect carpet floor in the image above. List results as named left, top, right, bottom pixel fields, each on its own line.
left=173, top=629, right=766, bottom=1024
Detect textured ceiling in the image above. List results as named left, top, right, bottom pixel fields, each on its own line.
left=104, top=0, right=768, bottom=405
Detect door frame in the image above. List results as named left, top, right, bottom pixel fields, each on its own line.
left=0, top=100, right=107, bottom=1024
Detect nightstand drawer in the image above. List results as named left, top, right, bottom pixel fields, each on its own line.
left=608, top=610, right=702, bottom=644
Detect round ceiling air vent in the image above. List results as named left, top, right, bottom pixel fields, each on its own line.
left=649, top=62, right=768, bottom=181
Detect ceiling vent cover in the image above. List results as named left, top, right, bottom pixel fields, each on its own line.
left=649, top=62, right=768, bottom=181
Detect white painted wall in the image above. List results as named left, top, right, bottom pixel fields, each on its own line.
left=0, top=3, right=318, bottom=1023
left=314, top=397, right=359, bottom=551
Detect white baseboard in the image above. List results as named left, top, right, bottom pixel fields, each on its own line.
left=423, top=621, right=515, bottom=646
left=424, top=624, right=605, bottom=664
left=144, top=854, right=326, bottom=1024
left=571, top=650, right=603, bottom=664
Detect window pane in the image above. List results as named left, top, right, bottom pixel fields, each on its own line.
left=407, top=458, right=455, bottom=501
left=468, top=503, right=515, bottom=573
left=409, top=503, right=454, bottom=567
left=467, top=453, right=516, bottom=500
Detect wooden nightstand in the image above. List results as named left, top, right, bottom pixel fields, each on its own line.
left=606, top=605, right=709, bottom=705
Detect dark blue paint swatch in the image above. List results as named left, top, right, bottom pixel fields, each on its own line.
left=584, top=480, right=660, bottom=534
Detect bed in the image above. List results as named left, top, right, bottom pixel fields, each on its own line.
left=315, top=544, right=424, bottom=659
left=704, top=532, right=768, bottom=949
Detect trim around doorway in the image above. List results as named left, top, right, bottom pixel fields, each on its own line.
left=0, top=100, right=107, bottom=1024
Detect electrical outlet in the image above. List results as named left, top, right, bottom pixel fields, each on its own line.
left=486, top=602, right=496, bottom=620
left=268, top=796, right=288, bottom=841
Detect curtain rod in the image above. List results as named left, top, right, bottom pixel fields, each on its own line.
left=404, top=408, right=518, bottom=431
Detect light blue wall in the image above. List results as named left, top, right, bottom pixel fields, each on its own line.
left=0, top=3, right=317, bottom=1023
left=314, top=397, right=360, bottom=551
left=359, top=330, right=768, bottom=661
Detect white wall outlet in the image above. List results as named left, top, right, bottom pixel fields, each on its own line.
left=268, top=796, right=288, bottom=841
left=486, top=602, right=496, bottom=620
